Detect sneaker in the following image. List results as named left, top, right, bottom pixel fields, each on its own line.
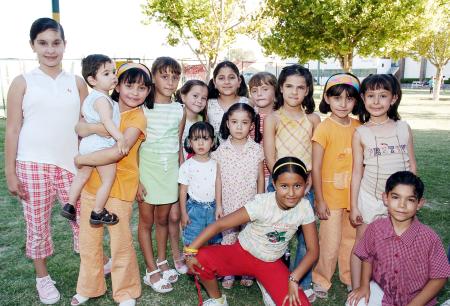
left=104, top=257, right=112, bottom=276
left=61, top=203, right=76, bottom=221
left=203, top=295, right=228, bottom=306
left=36, top=276, right=60, bottom=304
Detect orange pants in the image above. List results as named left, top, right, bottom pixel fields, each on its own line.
left=312, top=209, right=355, bottom=290
left=76, top=192, right=141, bottom=302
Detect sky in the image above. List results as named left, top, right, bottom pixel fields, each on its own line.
left=0, top=0, right=203, bottom=60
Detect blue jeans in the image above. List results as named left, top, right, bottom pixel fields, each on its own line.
left=182, top=198, right=222, bottom=245
left=290, top=190, right=315, bottom=289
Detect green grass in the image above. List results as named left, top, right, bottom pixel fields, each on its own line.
left=0, top=93, right=449, bottom=305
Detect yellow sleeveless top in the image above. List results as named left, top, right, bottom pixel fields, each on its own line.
left=275, top=108, right=313, bottom=171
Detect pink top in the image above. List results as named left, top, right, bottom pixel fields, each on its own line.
left=354, top=217, right=450, bottom=306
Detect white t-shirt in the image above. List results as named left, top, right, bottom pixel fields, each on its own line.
left=178, top=158, right=216, bottom=202
left=238, top=192, right=315, bottom=262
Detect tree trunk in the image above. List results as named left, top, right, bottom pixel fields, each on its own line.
left=338, top=53, right=353, bottom=72
left=433, top=66, right=443, bottom=102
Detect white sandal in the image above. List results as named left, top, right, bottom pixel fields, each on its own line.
left=143, top=269, right=173, bottom=293
left=71, top=294, right=89, bottom=306
left=156, top=259, right=179, bottom=283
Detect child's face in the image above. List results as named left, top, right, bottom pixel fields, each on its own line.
left=280, top=75, right=309, bottom=108
left=115, top=81, right=150, bottom=110
left=250, top=83, right=276, bottom=109
left=30, top=29, right=66, bottom=69
left=362, top=88, right=397, bottom=118
left=274, top=172, right=306, bottom=209
left=153, top=68, right=180, bottom=99
left=214, top=67, right=241, bottom=97
left=325, top=90, right=356, bottom=119
left=89, top=62, right=117, bottom=92
left=226, top=110, right=253, bottom=140
left=382, top=184, right=425, bottom=225
left=189, top=132, right=213, bottom=157
left=182, top=85, right=208, bottom=115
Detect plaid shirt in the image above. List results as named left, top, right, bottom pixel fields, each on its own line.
left=355, top=217, right=450, bottom=306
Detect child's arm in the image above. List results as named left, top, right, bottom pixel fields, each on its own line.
left=263, top=114, right=277, bottom=172
left=215, top=164, right=224, bottom=219
left=257, top=161, right=265, bottom=194
left=312, top=141, right=329, bottom=220
left=406, top=124, right=417, bottom=174
left=75, top=120, right=110, bottom=138
left=179, top=184, right=190, bottom=228
left=178, top=110, right=186, bottom=165
left=4, top=76, right=27, bottom=199
left=406, top=278, right=447, bottom=306
left=75, top=126, right=141, bottom=167
left=94, top=97, right=128, bottom=155
left=350, top=131, right=364, bottom=226
left=347, top=260, right=372, bottom=306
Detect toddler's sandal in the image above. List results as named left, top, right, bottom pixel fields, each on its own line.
left=90, top=208, right=119, bottom=225
left=71, top=294, right=89, bottom=306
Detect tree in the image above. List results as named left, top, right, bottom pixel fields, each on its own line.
left=260, top=0, right=426, bottom=72
left=142, top=0, right=260, bottom=80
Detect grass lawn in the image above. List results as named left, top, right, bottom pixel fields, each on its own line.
left=0, top=91, right=449, bottom=305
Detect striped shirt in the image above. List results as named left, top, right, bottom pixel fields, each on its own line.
left=141, top=102, right=183, bottom=154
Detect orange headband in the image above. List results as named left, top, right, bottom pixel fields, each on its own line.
left=116, top=62, right=151, bottom=79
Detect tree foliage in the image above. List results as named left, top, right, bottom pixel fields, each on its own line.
left=142, top=0, right=260, bottom=80
left=260, top=0, right=426, bottom=71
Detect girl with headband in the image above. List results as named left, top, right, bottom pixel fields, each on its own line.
left=71, top=62, right=152, bottom=306
left=311, top=73, right=363, bottom=299
left=184, top=157, right=319, bottom=306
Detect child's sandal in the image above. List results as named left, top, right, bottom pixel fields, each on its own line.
left=71, top=294, right=89, bottom=306
left=222, top=276, right=234, bottom=290
left=90, top=208, right=119, bottom=225
left=156, top=259, right=179, bottom=283
left=143, top=269, right=173, bottom=293
left=313, top=283, right=328, bottom=299
left=240, top=276, right=254, bottom=287
left=174, top=255, right=188, bottom=274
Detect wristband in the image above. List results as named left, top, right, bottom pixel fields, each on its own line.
left=288, top=274, right=298, bottom=283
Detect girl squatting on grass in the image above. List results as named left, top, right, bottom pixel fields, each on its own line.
left=5, top=18, right=88, bottom=304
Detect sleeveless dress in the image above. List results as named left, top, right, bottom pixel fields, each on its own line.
left=357, top=121, right=411, bottom=223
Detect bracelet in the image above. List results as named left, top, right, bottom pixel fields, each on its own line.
left=183, top=246, right=199, bottom=255
left=288, top=274, right=298, bottom=283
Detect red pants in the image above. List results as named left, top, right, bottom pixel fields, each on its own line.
left=196, top=242, right=310, bottom=306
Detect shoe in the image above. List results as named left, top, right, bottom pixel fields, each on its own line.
left=313, top=283, right=328, bottom=299
left=36, top=276, right=60, bottom=305
left=347, top=284, right=353, bottom=293
left=203, top=295, right=228, bottom=306
left=442, top=299, right=450, bottom=306
left=240, top=276, right=254, bottom=287
left=90, top=208, right=119, bottom=225
left=61, top=203, right=76, bottom=221
left=104, top=257, right=112, bottom=276
left=119, top=299, right=136, bottom=306
left=174, top=255, right=188, bottom=274
left=221, top=276, right=234, bottom=290
left=70, top=294, right=89, bottom=306
left=304, top=288, right=316, bottom=303
left=143, top=269, right=173, bottom=293
left=156, top=259, right=179, bottom=283
left=257, top=281, right=276, bottom=306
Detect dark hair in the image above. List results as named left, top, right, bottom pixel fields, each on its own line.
left=175, top=79, right=208, bottom=120
left=151, top=56, right=182, bottom=76
left=385, top=171, right=424, bottom=200
left=272, top=156, right=308, bottom=182
left=111, top=66, right=153, bottom=107
left=248, top=72, right=277, bottom=90
left=81, top=54, right=112, bottom=88
left=275, top=64, right=315, bottom=114
left=208, top=61, right=248, bottom=99
left=319, top=73, right=362, bottom=115
left=219, top=103, right=261, bottom=143
left=359, top=74, right=402, bottom=123
left=30, top=17, right=65, bottom=43
left=184, top=121, right=218, bottom=154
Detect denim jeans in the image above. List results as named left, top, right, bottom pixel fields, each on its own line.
left=290, top=190, right=315, bottom=289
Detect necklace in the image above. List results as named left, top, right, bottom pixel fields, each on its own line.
left=368, top=118, right=390, bottom=126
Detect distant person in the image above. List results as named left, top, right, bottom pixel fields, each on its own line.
left=347, top=171, right=450, bottom=306
left=4, top=18, right=88, bottom=304
left=61, top=54, right=127, bottom=225
left=429, top=77, right=434, bottom=94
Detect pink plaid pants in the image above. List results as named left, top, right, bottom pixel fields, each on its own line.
left=16, top=161, right=80, bottom=259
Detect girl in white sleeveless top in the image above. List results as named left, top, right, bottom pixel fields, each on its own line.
left=349, top=74, right=417, bottom=290
left=4, top=18, right=88, bottom=305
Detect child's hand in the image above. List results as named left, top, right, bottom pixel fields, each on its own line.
left=282, top=281, right=302, bottom=306
left=350, top=207, right=364, bottom=226
left=347, top=285, right=370, bottom=306
left=6, top=173, right=27, bottom=200
left=315, top=200, right=330, bottom=220
left=116, top=137, right=129, bottom=155
left=186, top=256, right=203, bottom=275
left=135, top=182, right=147, bottom=203
left=181, top=212, right=190, bottom=228
left=215, top=207, right=224, bottom=220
